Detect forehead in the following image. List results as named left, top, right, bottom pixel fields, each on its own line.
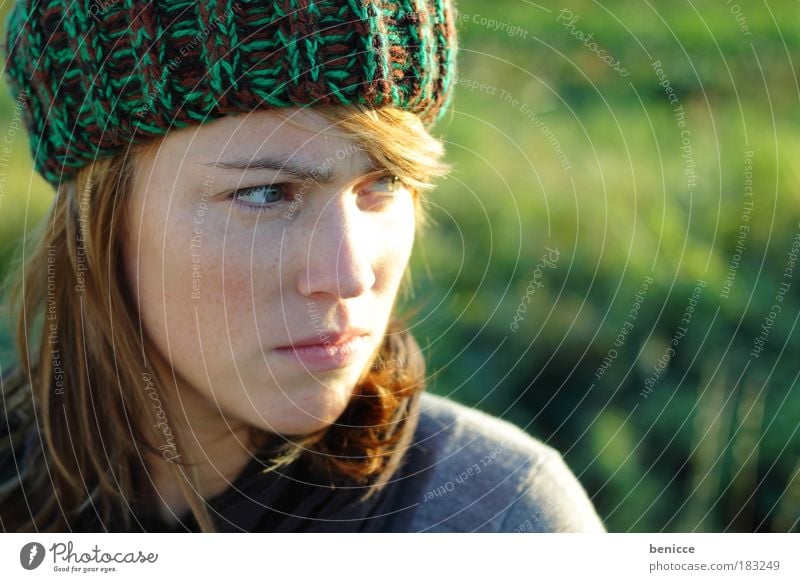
left=161, top=108, right=358, bottom=165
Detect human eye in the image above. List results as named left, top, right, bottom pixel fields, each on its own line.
left=229, top=183, right=293, bottom=212
left=365, top=173, right=403, bottom=194
left=358, top=173, right=408, bottom=209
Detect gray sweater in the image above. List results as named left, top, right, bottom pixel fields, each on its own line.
left=389, top=392, right=606, bottom=532
left=0, top=389, right=606, bottom=532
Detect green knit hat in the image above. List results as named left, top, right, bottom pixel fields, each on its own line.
left=2, top=0, right=457, bottom=188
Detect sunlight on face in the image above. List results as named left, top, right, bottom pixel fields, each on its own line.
left=122, top=108, right=416, bottom=435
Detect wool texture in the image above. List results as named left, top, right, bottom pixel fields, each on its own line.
left=2, top=0, right=457, bottom=188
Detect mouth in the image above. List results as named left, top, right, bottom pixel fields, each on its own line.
left=273, top=330, right=372, bottom=371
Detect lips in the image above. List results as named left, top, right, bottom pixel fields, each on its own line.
left=276, top=328, right=371, bottom=350
left=273, top=329, right=372, bottom=371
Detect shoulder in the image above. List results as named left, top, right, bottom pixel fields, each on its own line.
left=390, top=391, right=606, bottom=533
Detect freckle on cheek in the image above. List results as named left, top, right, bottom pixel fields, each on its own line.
left=222, top=268, right=256, bottom=305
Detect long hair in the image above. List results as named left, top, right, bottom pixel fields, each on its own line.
left=0, top=105, right=449, bottom=532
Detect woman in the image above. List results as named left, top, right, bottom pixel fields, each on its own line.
left=0, top=0, right=604, bottom=532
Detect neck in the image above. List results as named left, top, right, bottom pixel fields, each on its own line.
left=142, top=385, right=257, bottom=526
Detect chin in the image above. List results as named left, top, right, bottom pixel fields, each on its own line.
left=249, top=378, right=355, bottom=436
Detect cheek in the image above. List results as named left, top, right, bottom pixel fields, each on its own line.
left=126, top=197, right=268, bottom=380
left=126, top=204, right=200, bottom=351
left=375, top=198, right=416, bottom=289
left=168, top=226, right=277, bottom=366
left=201, top=232, right=284, bottom=353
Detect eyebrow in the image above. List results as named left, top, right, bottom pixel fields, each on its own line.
left=203, top=154, right=336, bottom=184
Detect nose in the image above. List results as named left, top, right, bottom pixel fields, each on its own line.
left=296, top=194, right=376, bottom=299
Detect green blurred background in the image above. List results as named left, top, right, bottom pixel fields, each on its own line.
left=1, top=1, right=798, bottom=532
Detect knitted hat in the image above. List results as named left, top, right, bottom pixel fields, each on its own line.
left=2, top=0, right=457, bottom=188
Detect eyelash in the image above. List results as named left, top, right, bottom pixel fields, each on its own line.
left=228, top=173, right=405, bottom=214
left=230, top=183, right=294, bottom=213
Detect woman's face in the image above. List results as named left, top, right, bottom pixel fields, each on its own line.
left=122, top=108, right=416, bottom=436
